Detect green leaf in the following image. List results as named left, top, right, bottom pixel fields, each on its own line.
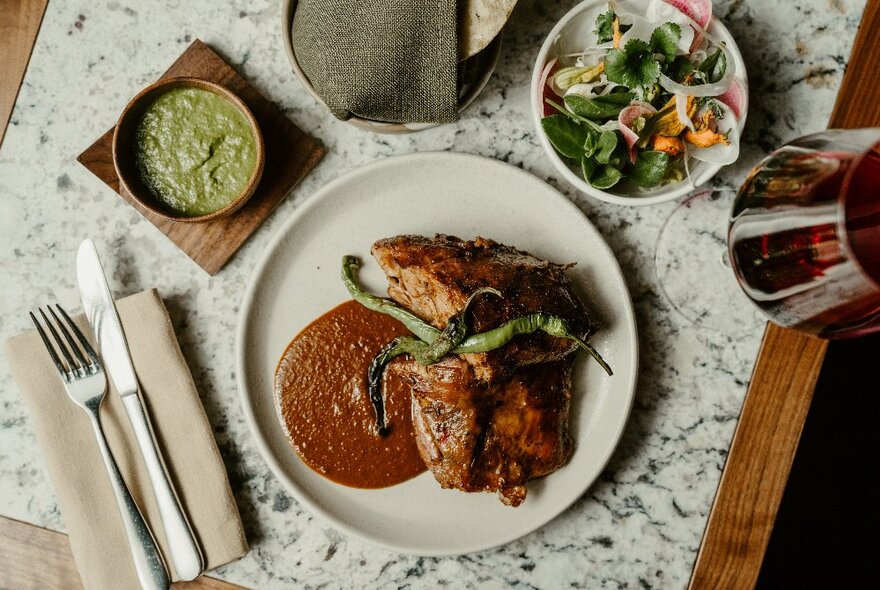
left=583, top=131, right=599, bottom=158
left=595, top=131, right=619, bottom=165
left=564, top=92, right=636, bottom=120
left=590, top=165, right=623, bottom=189
left=697, top=48, right=726, bottom=83
left=581, top=156, right=598, bottom=181
left=666, top=56, right=694, bottom=81
left=595, top=10, right=616, bottom=44
left=627, top=150, right=671, bottom=187
left=650, top=22, right=681, bottom=63
left=605, top=39, right=661, bottom=89
left=541, top=115, right=588, bottom=159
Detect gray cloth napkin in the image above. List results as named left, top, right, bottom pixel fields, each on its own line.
left=292, top=0, right=459, bottom=124
left=4, top=289, right=247, bottom=590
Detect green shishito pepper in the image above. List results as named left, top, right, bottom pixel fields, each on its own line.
left=342, top=256, right=612, bottom=435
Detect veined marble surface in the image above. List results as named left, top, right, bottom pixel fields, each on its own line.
left=0, top=0, right=864, bottom=587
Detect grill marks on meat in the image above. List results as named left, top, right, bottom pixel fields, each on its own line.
left=402, top=357, right=573, bottom=507
left=371, top=235, right=588, bottom=506
left=371, top=234, right=595, bottom=383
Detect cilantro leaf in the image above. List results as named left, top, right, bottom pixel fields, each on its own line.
left=595, top=10, right=616, bottom=44
left=605, top=39, right=661, bottom=90
left=650, top=22, right=681, bottom=63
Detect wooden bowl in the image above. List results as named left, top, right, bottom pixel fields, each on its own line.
left=112, top=77, right=265, bottom=223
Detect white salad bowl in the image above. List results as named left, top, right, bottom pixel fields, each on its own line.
left=531, top=0, right=749, bottom=206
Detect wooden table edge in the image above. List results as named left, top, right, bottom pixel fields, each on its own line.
left=0, top=0, right=49, bottom=149
left=688, top=1, right=880, bottom=587
left=0, top=514, right=249, bottom=589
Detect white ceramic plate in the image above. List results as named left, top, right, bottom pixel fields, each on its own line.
left=237, top=152, right=638, bottom=555
left=530, top=0, right=749, bottom=206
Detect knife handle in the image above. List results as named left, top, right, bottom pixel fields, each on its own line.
left=122, top=394, right=205, bottom=581
left=87, top=407, right=170, bottom=590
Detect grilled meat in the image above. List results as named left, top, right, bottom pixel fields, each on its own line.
left=371, top=235, right=591, bottom=505
left=371, top=234, right=594, bottom=382
left=395, top=356, right=573, bottom=507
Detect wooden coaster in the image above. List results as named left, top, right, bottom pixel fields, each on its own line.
left=77, top=39, right=325, bottom=275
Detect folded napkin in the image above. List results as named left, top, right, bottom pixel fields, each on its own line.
left=4, top=289, right=247, bottom=590
left=292, top=0, right=459, bottom=124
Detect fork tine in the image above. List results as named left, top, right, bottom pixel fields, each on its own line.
left=48, top=306, right=89, bottom=371
left=39, top=307, right=79, bottom=373
left=30, top=311, right=69, bottom=377
left=55, top=304, right=101, bottom=369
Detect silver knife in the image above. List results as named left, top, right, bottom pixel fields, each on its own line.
left=77, top=238, right=204, bottom=582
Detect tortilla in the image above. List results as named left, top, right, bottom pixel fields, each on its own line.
left=459, top=0, right=517, bottom=60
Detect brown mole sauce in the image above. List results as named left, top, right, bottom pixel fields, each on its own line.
left=274, top=300, right=426, bottom=488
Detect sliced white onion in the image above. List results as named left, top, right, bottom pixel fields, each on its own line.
left=643, top=1, right=695, bottom=53
left=565, top=83, right=600, bottom=99
left=675, top=92, right=695, bottom=131
left=682, top=142, right=695, bottom=189
left=601, top=120, right=621, bottom=131
left=687, top=100, right=740, bottom=165
left=659, top=43, right=735, bottom=96
left=617, top=12, right=656, bottom=47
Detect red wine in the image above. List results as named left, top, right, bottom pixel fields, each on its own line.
left=730, top=138, right=880, bottom=338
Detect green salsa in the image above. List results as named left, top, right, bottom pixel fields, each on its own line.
left=134, top=87, right=257, bottom=217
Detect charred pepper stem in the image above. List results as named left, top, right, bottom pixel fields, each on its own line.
left=421, top=286, right=501, bottom=363
left=366, top=336, right=426, bottom=436
left=366, top=287, right=502, bottom=435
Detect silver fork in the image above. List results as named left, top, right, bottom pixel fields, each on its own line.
left=31, top=304, right=170, bottom=590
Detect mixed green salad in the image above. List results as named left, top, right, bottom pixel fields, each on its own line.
left=538, top=0, right=744, bottom=191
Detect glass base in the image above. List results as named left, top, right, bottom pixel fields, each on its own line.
left=654, top=188, right=766, bottom=334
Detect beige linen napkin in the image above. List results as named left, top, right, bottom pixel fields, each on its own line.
left=4, top=289, right=247, bottom=590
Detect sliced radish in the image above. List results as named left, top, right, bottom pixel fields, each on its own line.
left=538, top=58, right=559, bottom=117
left=652, top=0, right=712, bottom=29
left=687, top=100, right=740, bottom=165
left=716, top=78, right=745, bottom=119
left=619, top=102, right=658, bottom=163
left=647, top=0, right=712, bottom=52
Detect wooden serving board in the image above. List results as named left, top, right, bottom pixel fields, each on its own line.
left=77, top=39, right=325, bottom=275
left=0, top=515, right=249, bottom=590
left=688, top=2, right=880, bottom=588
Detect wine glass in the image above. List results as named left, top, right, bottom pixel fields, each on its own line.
left=654, top=187, right=766, bottom=333
left=728, top=128, right=880, bottom=339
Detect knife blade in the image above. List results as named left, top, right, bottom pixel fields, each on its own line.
left=76, top=238, right=204, bottom=582
left=76, top=239, right=139, bottom=396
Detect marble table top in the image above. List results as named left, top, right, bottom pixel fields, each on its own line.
left=0, top=0, right=864, bottom=587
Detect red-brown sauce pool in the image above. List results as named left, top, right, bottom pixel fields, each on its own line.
left=274, top=300, right=426, bottom=488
